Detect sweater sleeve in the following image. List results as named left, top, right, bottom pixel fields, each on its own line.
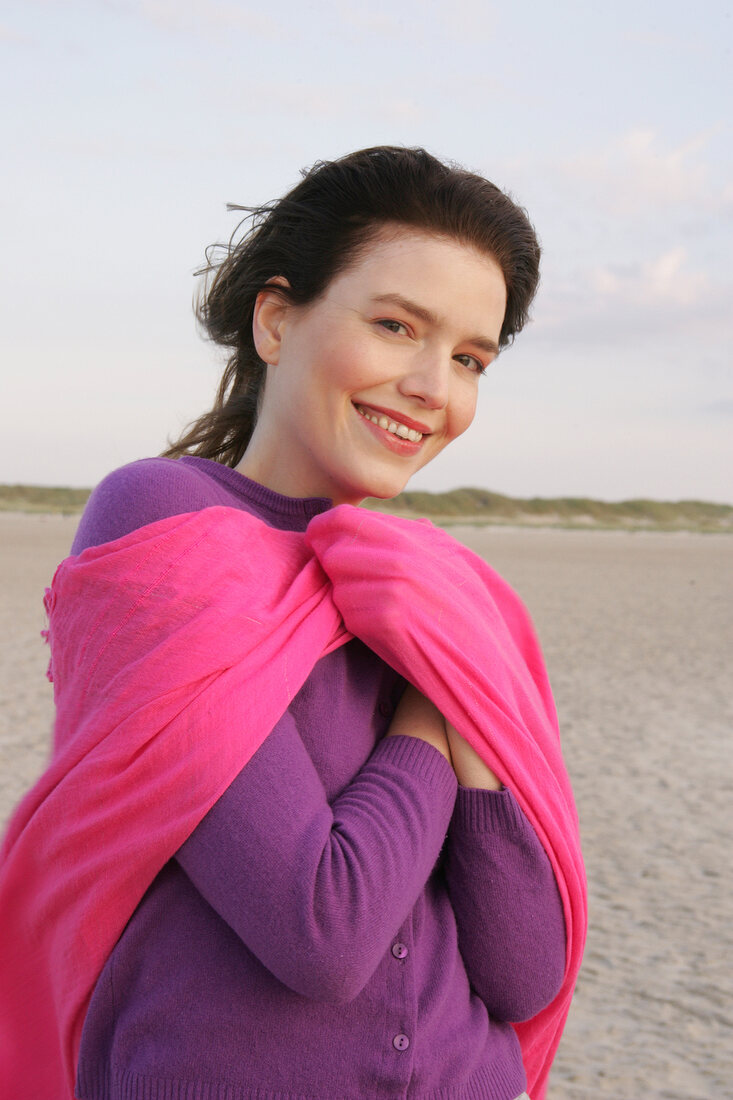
left=443, top=785, right=566, bottom=1023
left=176, top=724, right=457, bottom=1005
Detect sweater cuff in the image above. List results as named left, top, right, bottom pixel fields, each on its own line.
left=451, top=785, right=528, bottom=834
left=371, top=734, right=458, bottom=799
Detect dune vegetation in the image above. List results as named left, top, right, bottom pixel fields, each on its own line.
left=2, top=482, right=731, bottom=532
left=366, top=488, right=733, bottom=532
left=0, top=485, right=92, bottom=514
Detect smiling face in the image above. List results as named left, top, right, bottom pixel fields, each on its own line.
left=237, top=227, right=507, bottom=505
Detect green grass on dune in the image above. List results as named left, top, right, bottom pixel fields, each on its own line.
left=364, top=488, right=733, bottom=532
left=1, top=483, right=731, bottom=531
left=0, top=484, right=92, bottom=514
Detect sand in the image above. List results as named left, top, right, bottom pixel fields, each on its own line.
left=1, top=512, right=731, bottom=1098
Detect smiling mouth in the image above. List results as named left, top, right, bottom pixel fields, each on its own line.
left=355, top=405, right=424, bottom=443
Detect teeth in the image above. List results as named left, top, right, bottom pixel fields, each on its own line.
left=357, top=405, right=423, bottom=442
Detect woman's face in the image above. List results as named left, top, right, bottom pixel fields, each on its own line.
left=239, top=227, right=507, bottom=505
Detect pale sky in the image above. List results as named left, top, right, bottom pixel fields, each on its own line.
left=2, top=0, right=731, bottom=502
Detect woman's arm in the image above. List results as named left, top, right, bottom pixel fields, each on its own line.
left=443, top=781, right=566, bottom=1022
left=445, top=721, right=502, bottom=790
left=176, top=702, right=457, bottom=1005
left=385, top=682, right=451, bottom=762
left=390, top=700, right=565, bottom=1022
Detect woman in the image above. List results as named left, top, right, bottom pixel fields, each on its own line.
left=0, top=147, right=585, bottom=1100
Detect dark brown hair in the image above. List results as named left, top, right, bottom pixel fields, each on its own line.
left=165, top=146, right=541, bottom=467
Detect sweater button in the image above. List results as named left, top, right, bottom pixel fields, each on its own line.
left=393, top=1033, right=410, bottom=1051
left=378, top=701, right=393, bottom=717
left=391, top=942, right=408, bottom=960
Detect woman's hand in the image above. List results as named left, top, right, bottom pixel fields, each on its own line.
left=386, top=684, right=452, bottom=765
left=445, top=723, right=502, bottom=790
left=387, top=688, right=503, bottom=788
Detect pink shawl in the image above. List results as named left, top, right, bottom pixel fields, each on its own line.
left=0, top=505, right=586, bottom=1099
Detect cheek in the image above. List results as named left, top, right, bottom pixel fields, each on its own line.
left=449, top=386, right=479, bottom=441
left=319, top=334, right=374, bottom=392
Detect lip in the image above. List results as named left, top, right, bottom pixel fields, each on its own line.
left=354, top=404, right=426, bottom=457
left=352, top=402, right=433, bottom=435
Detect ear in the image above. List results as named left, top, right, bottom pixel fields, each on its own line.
left=252, top=276, right=291, bottom=366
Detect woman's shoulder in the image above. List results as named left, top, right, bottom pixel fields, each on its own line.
left=71, top=457, right=223, bottom=554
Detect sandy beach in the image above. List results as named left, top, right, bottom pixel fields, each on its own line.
left=1, top=512, right=731, bottom=1098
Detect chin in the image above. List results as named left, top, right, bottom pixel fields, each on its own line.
left=332, top=459, right=422, bottom=506
left=355, top=478, right=411, bottom=505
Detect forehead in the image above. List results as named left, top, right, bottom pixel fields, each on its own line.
left=329, top=226, right=507, bottom=330
left=349, top=224, right=500, bottom=278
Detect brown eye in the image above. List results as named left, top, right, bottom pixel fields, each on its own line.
left=455, top=353, right=486, bottom=375
left=377, top=319, right=408, bottom=335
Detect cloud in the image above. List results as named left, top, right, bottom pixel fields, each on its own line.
left=108, top=0, right=281, bottom=38
left=621, top=29, right=707, bottom=55
left=525, top=247, right=732, bottom=357
left=701, top=399, right=733, bottom=417
left=495, top=129, right=731, bottom=355
left=592, top=247, right=710, bottom=307
left=432, top=0, right=497, bottom=38
left=329, top=0, right=497, bottom=42
left=336, top=6, right=405, bottom=34
left=0, top=22, right=32, bottom=43
left=564, top=128, right=724, bottom=214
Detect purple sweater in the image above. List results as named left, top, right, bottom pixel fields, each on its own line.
left=72, top=457, right=565, bottom=1100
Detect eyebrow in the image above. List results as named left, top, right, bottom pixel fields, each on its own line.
left=370, top=293, right=500, bottom=357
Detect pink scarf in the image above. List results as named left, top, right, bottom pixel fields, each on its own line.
left=0, top=505, right=586, bottom=1099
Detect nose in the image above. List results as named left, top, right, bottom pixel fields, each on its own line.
left=397, top=349, right=450, bottom=410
